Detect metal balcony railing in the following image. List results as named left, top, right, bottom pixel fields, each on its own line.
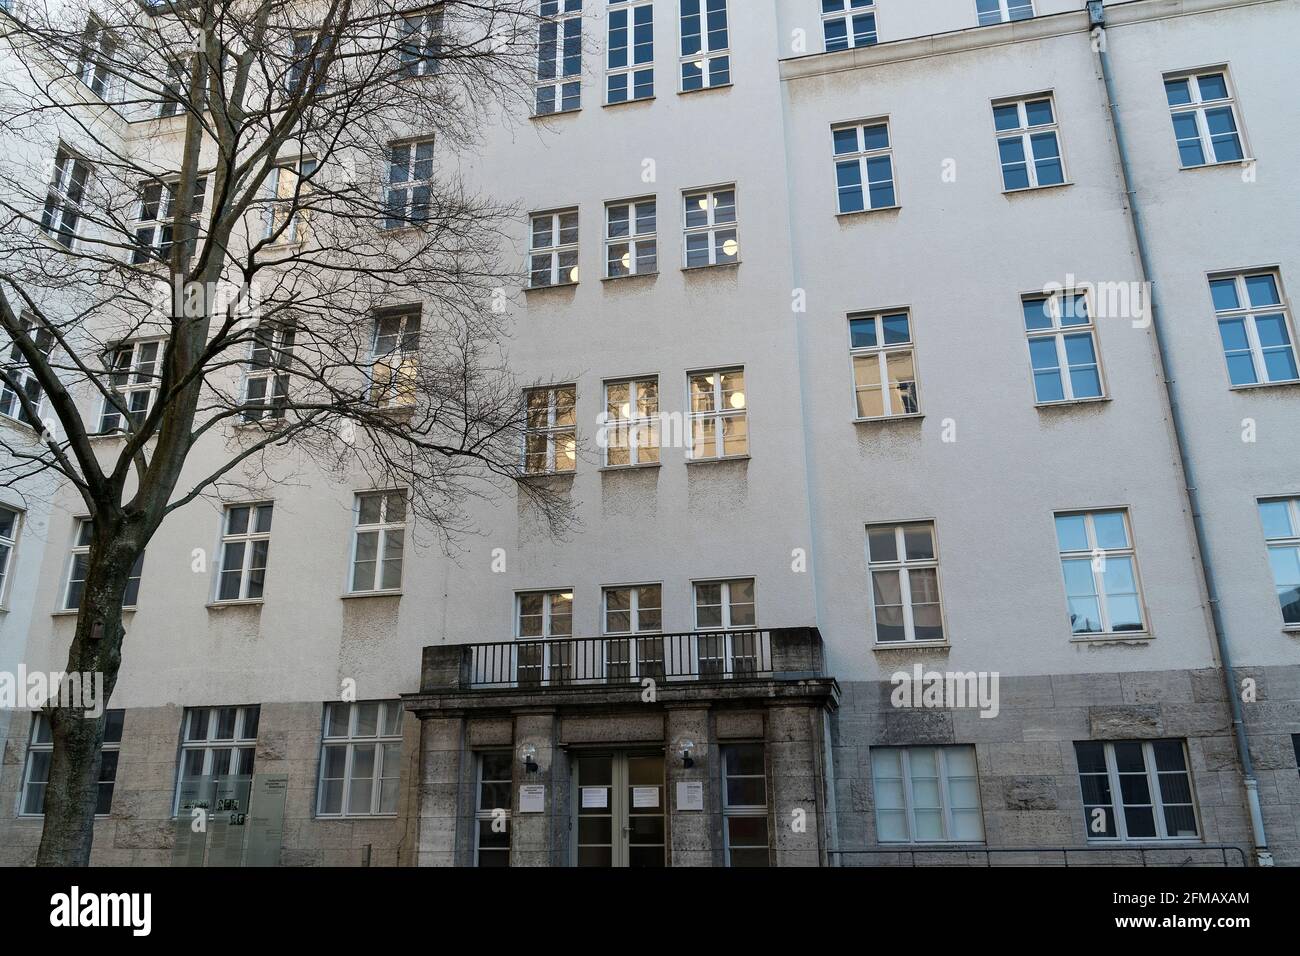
left=466, top=629, right=774, bottom=689
left=829, top=844, right=1249, bottom=867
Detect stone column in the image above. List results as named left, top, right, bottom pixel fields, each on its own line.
left=665, top=706, right=713, bottom=867
left=415, top=714, right=465, bottom=866
left=510, top=710, right=558, bottom=867
left=767, top=704, right=824, bottom=867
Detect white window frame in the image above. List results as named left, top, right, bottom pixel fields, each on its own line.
left=98, top=339, right=163, bottom=434
left=1, top=315, right=54, bottom=426
left=832, top=119, right=896, bottom=213
left=1055, top=509, right=1148, bottom=636
left=397, top=7, right=443, bottom=78
left=870, top=745, right=985, bottom=844
left=602, top=377, right=659, bottom=467
left=132, top=176, right=207, bottom=264
left=529, top=208, right=579, bottom=287
left=524, top=384, right=577, bottom=474
left=992, top=94, right=1066, bottom=191
left=385, top=138, right=435, bottom=229
left=515, top=588, right=574, bottom=685
left=602, top=582, right=664, bottom=681
left=1022, top=290, right=1106, bottom=404
left=865, top=522, right=945, bottom=644
left=1163, top=68, right=1246, bottom=169
left=349, top=490, right=407, bottom=593
left=686, top=367, right=746, bottom=460
left=721, top=743, right=769, bottom=867
left=604, top=198, right=657, bottom=277
left=678, top=0, right=730, bottom=92
left=173, top=705, right=259, bottom=815
left=1075, top=739, right=1200, bottom=842
left=64, top=517, right=143, bottom=611
left=0, top=506, right=19, bottom=607
left=1209, top=270, right=1298, bottom=388
left=41, top=147, right=91, bottom=249
left=975, top=0, right=1033, bottom=27
left=241, top=322, right=295, bottom=422
left=265, top=156, right=317, bottom=244
left=474, top=750, right=513, bottom=866
left=77, top=16, right=116, bottom=98
left=316, top=700, right=404, bottom=818
left=692, top=578, right=758, bottom=676
left=20, top=710, right=123, bottom=817
left=682, top=186, right=738, bottom=268
left=535, top=0, right=583, bottom=115
left=606, top=0, right=654, bottom=104
left=215, top=502, right=274, bottom=602
left=821, top=0, right=877, bottom=53
left=1258, top=497, right=1300, bottom=629
left=369, top=309, right=422, bottom=408
left=848, top=310, right=919, bottom=420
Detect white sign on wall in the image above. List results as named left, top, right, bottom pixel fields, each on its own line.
left=519, top=784, right=546, bottom=813
left=676, top=781, right=704, bottom=812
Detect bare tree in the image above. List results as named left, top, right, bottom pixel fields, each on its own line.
left=0, top=0, right=568, bottom=864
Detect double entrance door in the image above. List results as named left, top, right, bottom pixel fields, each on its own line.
left=573, top=752, right=666, bottom=867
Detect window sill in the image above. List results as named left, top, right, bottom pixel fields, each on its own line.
left=836, top=205, right=901, bottom=220
left=1282, top=625, right=1300, bottom=635
left=206, top=599, right=265, bottom=609
left=1002, top=180, right=1074, bottom=197
left=1035, top=396, right=1111, bottom=410
left=677, top=83, right=734, bottom=97
left=52, top=608, right=136, bottom=617
left=1180, top=157, right=1255, bottom=172
left=853, top=413, right=924, bottom=425
left=681, top=261, right=741, bottom=274
left=525, top=282, right=579, bottom=294
left=1069, top=632, right=1152, bottom=645
left=872, top=641, right=951, bottom=651
left=600, top=461, right=662, bottom=472
left=314, top=813, right=399, bottom=821
left=341, top=590, right=403, bottom=600
left=603, top=97, right=656, bottom=109
left=685, top=454, right=750, bottom=466
left=602, top=271, right=659, bottom=284
left=0, top=414, right=41, bottom=438
left=521, top=469, right=577, bottom=481
left=530, top=107, right=582, bottom=121
left=1227, top=378, right=1300, bottom=392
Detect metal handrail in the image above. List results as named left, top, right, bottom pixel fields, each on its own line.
left=465, top=629, right=773, bottom=688
left=829, top=844, right=1249, bottom=867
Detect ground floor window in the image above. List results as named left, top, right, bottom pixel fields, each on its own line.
left=1075, top=739, right=1198, bottom=841
left=721, top=743, right=769, bottom=866
left=475, top=751, right=512, bottom=866
left=173, top=705, right=259, bottom=813
left=20, top=710, right=124, bottom=816
left=316, top=701, right=403, bottom=817
left=870, top=745, right=984, bottom=843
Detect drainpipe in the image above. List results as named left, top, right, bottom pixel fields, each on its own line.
left=1085, top=1, right=1270, bottom=866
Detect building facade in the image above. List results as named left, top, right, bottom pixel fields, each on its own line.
left=0, top=0, right=1297, bottom=867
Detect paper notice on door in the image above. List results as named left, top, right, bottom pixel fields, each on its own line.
left=676, top=781, right=704, bottom=812
left=581, top=787, right=608, bottom=809
left=631, top=786, right=660, bottom=808
left=519, top=784, right=545, bottom=813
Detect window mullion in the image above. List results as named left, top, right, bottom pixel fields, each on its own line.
left=1144, top=741, right=1168, bottom=839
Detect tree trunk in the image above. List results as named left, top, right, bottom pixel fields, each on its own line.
left=35, top=534, right=133, bottom=866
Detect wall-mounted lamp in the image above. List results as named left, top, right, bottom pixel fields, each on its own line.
left=519, top=743, right=539, bottom=774
left=679, top=738, right=696, bottom=769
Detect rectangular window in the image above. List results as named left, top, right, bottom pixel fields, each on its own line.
left=1055, top=510, right=1146, bottom=635
left=536, top=0, right=582, bottom=115
left=0, top=506, right=17, bottom=604
left=870, top=745, right=984, bottom=843
left=1164, top=69, right=1245, bottom=168
left=266, top=157, right=317, bottom=243
left=1210, top=271, right=1297, bottom=387
left=687, top=367, right=746, bottom=459
left=241, top=322, right=295, bottom=422
left=993, top=94, right=1065, bottom=191
left=216, top=503, right=273, bottom=602
left=524, top=384, right=577, bottom=474
left=1258, top=498, right=1300, bottom=627
left=603, top=584, right=663, bottom=681
left=516, top=589, right=573, bottom=684
left=605, top=198, right=656, bottom=277
left=682, top=186, right=737, bottom=268
left=317, top=700, right=403, bottom=817
left=529, top=208, right=579, bottom=287
left=98, top=340, right=162, bottom=433
left=607, top=0, right=653, bottom=103
left=721, top=744, right=768, bottom=866
left=693, top=578, right=754, bottom=630
left=398, top=8, right=443, bottom=78
left=679, top=0, right=729, bottom=91
left=849, top=311, right=918, bottom=418
left=133, top=177, right=207, bottom=264
left=822, top=0, right=876, bottom=52
left=1022, top=291, right=1104, bottom=403
left=174, top=705, right=259, bottom=813
left=1075, top=739, right=1198, bottom=841
left=866, top=522, right=944, bottom=643
left=385, top=138, right=435, bottom=229
left=158, top=57, right=188, bottom=118
left=1, top=316, right=54, bottom=426
left=351, top=490, right=406, bottom=593
left=40, top=147, right=90, bottom=248
left=475, top=751, right=512, bottom=866
left=602, top=377, right=659, bottom=466
left=976, top=0, right=1033, bottom=26
left=370, top=309, right=422, bottom=408
left=21, top=710, right=123, bottom=816
left=77, top=17, right=116, bottom=98
left=65, top=518, right=144, bottom=610
left=833, top=120, right=894, bottom=213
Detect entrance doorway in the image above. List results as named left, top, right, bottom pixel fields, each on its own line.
left=573, top=751, right=666, bottom=867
